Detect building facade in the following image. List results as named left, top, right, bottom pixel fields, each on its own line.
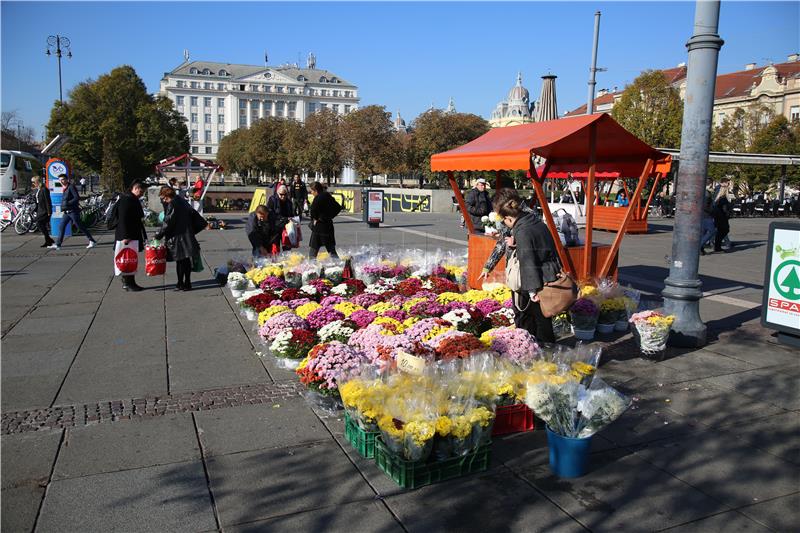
left=566, top=54, right=800, bottom=127
left=159, top=56, right=359, bottom=158
left=490, top=73, right=536, bottom=128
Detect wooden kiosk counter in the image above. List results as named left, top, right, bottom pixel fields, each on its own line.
left=430, top=113, right=671, bottom=289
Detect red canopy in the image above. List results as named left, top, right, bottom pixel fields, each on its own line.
left=155, top=153, right=223, bottom=173
left=430, top=113, right=667, bottom=176
left=529, top=168, right=620, bottom=180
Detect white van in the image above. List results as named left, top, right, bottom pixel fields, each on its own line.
left=1, top=150, right=41, bottom=199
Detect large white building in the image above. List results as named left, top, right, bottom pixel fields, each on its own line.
left=159, top=54, right=359, bottom=158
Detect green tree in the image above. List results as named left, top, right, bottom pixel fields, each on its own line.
left=611, top=70, right=683, bottom=148
left=412, top=110, right=489, bottom=184
left=302, top=108, right=344, bottom=183
left=47, top=66, right=189, bottom=190
left=341, top=105, right=395, bottom=181
left=216, top=128, right=250, bottom=178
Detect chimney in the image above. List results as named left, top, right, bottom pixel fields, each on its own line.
left=788, top=53, right=799, bottom=62
left=745, top=63, right=756, bottom=70
left=597, top=88, right=608, bottom=97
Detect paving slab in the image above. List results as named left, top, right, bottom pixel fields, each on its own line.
left=6, top=314, right=94, bottom=337
left=594, top=394, right=702, bottom=447
left=206, top=440, right=374, bottom=526
left=696, top=366, right=800, bottom=411
left=383, top=466, right=583, bottom=532
left=225, top=499, right=403, bottom=533
left=53, top=414, right=200, bottom=480
left=1, top=430, right=62, bottom=489
left=1, top=331, right=86, bottom=354
left=194, top=399, right=329, bottom=457
left=596, top=358, right=691, bottom=392
left=1, top=485, right=45, bottom=533
left=492, top=427, right=617, bottom=472
left=632, top=432, right=800, bottom=509
left=168, top=354, right=269, bottom=393
left=716, top=411, right=800, bottom=466
left=660, top=510, right=772, bottom=532
left=2, top=374, right=70, bottom=411
left=36, top=460, right=217, bottom=533
left=55, top=359, right=168, bottom=405
left=658, top=349, right=759, bottom=381
left=516, top=449, right=728, bottom=532
left=737, top=492, right=800, bottom=532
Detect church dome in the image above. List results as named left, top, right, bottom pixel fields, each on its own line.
left=507, top=72, right=530, bottom=105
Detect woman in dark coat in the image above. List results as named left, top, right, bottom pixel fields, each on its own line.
left=32, top=176, right=54, bottom=247
left=114, top=181, right=147, bottom=291
left=495, top=190, right=559, bottom=343
left=155, top=186, right=200, bottom=291
left=266, top=184, right=295, bottom=254
left=308, top=181, right=341, bottom=258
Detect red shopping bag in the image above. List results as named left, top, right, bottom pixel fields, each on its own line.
left=281, top=228, right=292, bottom=249
left=115, top=247, right=139, bottom=274
left=145, top=245, right=167, bottom=276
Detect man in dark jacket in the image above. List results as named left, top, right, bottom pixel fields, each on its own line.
left=464, top=178, right=491, bottom=232
left=49, top=174, right=97, bottom=250
left=114, top=181, right=147, bottom=291
left=290, top=175, right=308, bottom=220
left=246, top=205, right=272, bottom=257
left=33, top=176, right=54, bottom=247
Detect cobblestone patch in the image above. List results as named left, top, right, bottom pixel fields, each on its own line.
left=1, top=381, right=304, bottom=435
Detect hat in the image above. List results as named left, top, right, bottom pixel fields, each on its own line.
left=476, top=178, right=488, bottom=185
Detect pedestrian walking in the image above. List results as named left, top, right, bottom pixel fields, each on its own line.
left=267, top=184, right=295, bottom=254
left=246, top=205, right=272, bottom=258
left=290, top=175, right=308, bottom=220
left=700, top=196, right=716, bottom=256
left=308, top=181, right=341, bottom=259
left=114, top=181, right=147, bottom=291
left=465, top=178, right=492, bottom=232
left=713, top=182, right=731, bottom=253
left=494, top=190, right=559, bottom=343
left=32, top=176, right=54, bottom=247
left=79, top=177, right=87, bottom=194
left=154, top=187, right=200, bottom=291
left=49, top=174, right=97, bottom=250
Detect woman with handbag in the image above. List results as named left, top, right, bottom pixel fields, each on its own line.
left=266, top=184, right=295, bottom=255
left=494, top=191, right=560, bottom=343
left=154, top=186, right=200, bottom=291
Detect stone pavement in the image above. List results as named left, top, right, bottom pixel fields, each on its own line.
left=1, top=213, right=797, bottom=532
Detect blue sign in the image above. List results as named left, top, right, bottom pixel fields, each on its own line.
left=47, top=159, right=71, bottom=238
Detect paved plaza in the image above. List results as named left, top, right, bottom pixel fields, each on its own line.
left=1, top=212, right=798, bottom=532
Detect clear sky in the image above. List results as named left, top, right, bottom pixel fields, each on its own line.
left=2, top=1, right=798, bottom=139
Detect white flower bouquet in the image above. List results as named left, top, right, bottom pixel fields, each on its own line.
left=630, top=311, right=674, bottom=355
left=227, top=272, right=248, bottom=297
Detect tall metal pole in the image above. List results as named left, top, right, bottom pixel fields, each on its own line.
left=57, top=36, right=63, bottom=104
left=587, top=11, right=601, bottom=115
left=46, top=35, right=71, bottom=106
left=662, top=0, right=724, bottom=348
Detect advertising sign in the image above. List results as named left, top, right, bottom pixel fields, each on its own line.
left=762, top=222, right=800, bottom=344
left=367, top=190, right=383, bottom=226
left=248, top=188, right=268, bottom=213
left=46, top=158, right=71, bottom=238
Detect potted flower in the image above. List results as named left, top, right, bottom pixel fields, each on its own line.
left=630, top=311, right=674, bottom=358
left=268, top=328, right=317, bottom=370
left=569, top=298, right=599, bottom=341
left=597, top=298, right=625, bottom=334
left=226, top=272, right=248, bottom=298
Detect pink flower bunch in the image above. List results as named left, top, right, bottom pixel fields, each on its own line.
left=490, top=327, right=541, bottom=364
left=349, top=309, right=377, bottom=328
left=427, top=329, right=471, bottom=350
left=446, top=301, right=472, bottom=312
left=405, top=318, right=453, bottom=344
left=306, top=306, right=345, bottom=329
left=350, top=293, right=381, bottom=308
left=299, top=341, right=366, bottom=391
left=269, top=299, right=289, bottom=308
left=386, top=294, right=408, bottom=307
left=409, top=299, right=448, bottom=318
left=380, top=308, right=408, bottom=322
left=288, top=298, right=312, bottom=309
left=502, top=298, right=514, bottom=308
left=348, top=324, right=389, bottom=352
left=308, top=278, right=332, bottom=297
left=259, top=313, right=309, bottom=341
left=320, top=295, right=345, bottom=307
left=475, top=298, right=502, bottom=315
left=260, top=276, right=287, bottom=291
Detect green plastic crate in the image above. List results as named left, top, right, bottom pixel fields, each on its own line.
left=344, top=411, right=379, bottom=458
left=374, top=437, right=492, bottom=489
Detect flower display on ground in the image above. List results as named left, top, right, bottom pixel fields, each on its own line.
left=269, top=328, right=317, bottom=359
left=257, top=305, right=292, bottom=325
left=259, top=313, right=309, bottom=341
left=296, top=341, right=366, bottom=394
left=295, top=302, right=322, bottom=319
left=306, top=306, right=345, bottom=329
left=489, top=327, right=541, bottom=365
left=349, top=309, right=377, bottom=329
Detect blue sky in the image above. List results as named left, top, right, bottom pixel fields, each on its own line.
left=2, top=1, right=798, bottom=139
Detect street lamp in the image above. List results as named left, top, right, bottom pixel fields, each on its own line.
left=8, top=118, right=22, bottom=150
left=45, top=35, right=72, bottom=105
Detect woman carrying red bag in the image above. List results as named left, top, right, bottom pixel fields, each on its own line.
left=145, top=240, right=167, bottom=276
left=154, top=187, right=201, bottom=291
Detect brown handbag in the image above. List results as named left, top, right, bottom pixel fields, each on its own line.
left=537, top=271, right=577, bottom=318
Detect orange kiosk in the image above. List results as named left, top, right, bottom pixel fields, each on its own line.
left=430, top=113, right=671, bottom=289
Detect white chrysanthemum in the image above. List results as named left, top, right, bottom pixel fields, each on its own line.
left=331, top=284, right=349, bottom=296
left=268, top=330, right=293, bottom=354
left=300, top=284, right=318, bottom=296
left=442, top=308, right=471, bottom=326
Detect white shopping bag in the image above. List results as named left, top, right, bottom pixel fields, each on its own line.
left=113, top=240, right=140, bottom=276
left=285, top=217, right=300, bottom=247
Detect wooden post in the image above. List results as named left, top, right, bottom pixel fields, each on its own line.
left=530, top=161, right=575, bottom=276
left=448, top=171, right=475, bottom=234
left=642, top=173, right=662, bottom=220
left=583, top=123, right=597, bottom=281
left=599, top=159, right=654, bottom=277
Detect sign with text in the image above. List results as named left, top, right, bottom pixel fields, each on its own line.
left=367, top=190, right=383, bottom=224
left=762, top=222, right=800, bottom=336
left=396, top=350, right=425, bottom=375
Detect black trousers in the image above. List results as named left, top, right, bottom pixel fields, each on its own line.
left=513, top=290, right=556, bottom=343
left=176, top=258, right=192, bottom=287
left=714, top=218, right=730, bottom=251
left=38, top=216, right=53, bottom=244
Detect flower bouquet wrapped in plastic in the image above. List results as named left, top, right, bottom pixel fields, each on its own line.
left=630, top=310, right=674, bottom=356
left=226, top=272, right=248, bottom=297
left=488, top=327, right=541, bottom=365
left=296, top=341, right=366, bottom=415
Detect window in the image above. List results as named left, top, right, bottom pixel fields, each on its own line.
left=288, top=101, right=297, bottom=118
left=263, top=101, right=272, bottom=117
left=176, top=80, right=185, bottom=88
left=308, top=102, right=316, bottom=114
left=204, top=97, right=212, bottom=107
left=275, top=101, right=284, bottom=117
left=176, top=96, right=185, bottom=105
left=332, top=104, right=339, bottom=114
left=251, top=84, right=259, bottom=92
left=239, top=84, right=246, bottom=91
left=218, top=114, right=224, bottom=123
left=190, top=67, right=198, bottom=74
left=217, top=83, right=225, bottom=90
left=190, top=96, right=198, bottom=106
left=265, top=85, right=272, bottom=93
left=191, top=113, right=198, bottom=123
left=344, top=105, right=351, bottom=114
left=203, top=68, right=211, bottom=75
left=219, top=69, right=228, bottom=77
left=204, top=114, right=211, bottom=123
left=190, top=81, right=198, bottom=89
left=204, top=82, right=212, bottom=90
left=288, top=87, right=296, bottom=94
left=239, top=100, right=247, bottom=109
left=320, top=103, right=328, bottom=109
left=205, top=130, right=211, bottom=142
left=332, top=90, right=339, bottom=97
left=191, top=130, right=198, bottom=141
left=791, top=106, right=800, bottom=123
left=191, top=146, right=199, bottom=154
left=716, top=112, right=725, bottom=126
left=239, top=115, right=247, bottom=126
left=218, top=131, right=225, bottom=142
left=205, top=147, right=212, bottom=154
left=218, top=98, right=225, bottom=107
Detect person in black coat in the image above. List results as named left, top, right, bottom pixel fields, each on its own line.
left=50, top=174, right=97, bottom=250
left=495, top=189, right=559, bottom=343
left=155, top=187, right=200, bottom=291
left=712, top=184, right=731, bottom=253
left=308, top=181, right=340, bottom=259
left=32, top=176, right=54, bottom=247
left=267, top=184, right=295, bottom=253
left=114, top=181, right=147, bottom=291
left=290, top=175, right=308, bottom=220
left=246, top=205, right=272, bottom=257
left=464, top=178, right=492, bottom=232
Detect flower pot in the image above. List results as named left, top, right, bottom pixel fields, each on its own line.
left=230, top=288, right=244, bottom=298
left=596, top=323, right=615, bottom=335
left=614, top=320, right=629, bottom=332
left=572, top=327, right=596, bottom=341
left=243, top=308, right=258, bottom=322
left=546, top=426, right=592, bottom=478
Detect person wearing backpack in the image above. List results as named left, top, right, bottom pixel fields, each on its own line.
left=114, top=181, right=147, bottom=291
left=308, top=181, right=341, bottom=259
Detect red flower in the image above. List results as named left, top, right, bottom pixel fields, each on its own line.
left=429, top=277, right=459, bottom=294
left=243, top=292, right=277, bottom=313
left=435, top=335, right=486, bottom=360
left=281, top=288, right=303, bottom=301
left=343, top=279, right=366, bottom=294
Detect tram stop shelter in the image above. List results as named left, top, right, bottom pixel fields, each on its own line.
left=430, top=113, right=672, bottom=289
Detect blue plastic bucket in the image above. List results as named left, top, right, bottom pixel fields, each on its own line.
left=546, top=426, right=592, bottom=478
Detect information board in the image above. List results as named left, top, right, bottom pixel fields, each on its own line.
left=367, top=190, right=384, bottom=225
left=762, top=221, right=800, bottom=341
left=46, top=158, right=71, bottom=238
